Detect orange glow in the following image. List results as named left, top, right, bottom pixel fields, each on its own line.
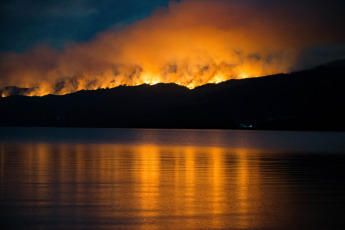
left=1, top=0, right=341, bottom=96
left=236, top=149, right=250, bottom=229
left=135, top=145, right=160, bottom=218
left=0, top=141, right=299, bottom=229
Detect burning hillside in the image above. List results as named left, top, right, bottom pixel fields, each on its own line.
left=1, top=0, right=344, bottom=96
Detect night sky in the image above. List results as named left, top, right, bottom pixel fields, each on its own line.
left=0, top=0, right=345, bottom=95
left=0, top=0, right=173, bottom=52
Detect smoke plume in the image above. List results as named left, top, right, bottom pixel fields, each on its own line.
left=1, top=0, right=344, bottom=96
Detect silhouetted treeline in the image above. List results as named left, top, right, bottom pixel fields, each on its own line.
left=1, top=61, right=345, bottom=131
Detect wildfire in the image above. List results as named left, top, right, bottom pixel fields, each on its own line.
left=239, top=73, right=249, bottom=79
left=2, top=0, right=340, bottom=97
left=0, top=64, right=273, bottom=96
left=142, top=73, right=161, bottom=86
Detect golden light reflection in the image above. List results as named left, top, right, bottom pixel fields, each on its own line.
left=24, top=143, right=55, bottom=204
left=210, top=147, right=225, bottom=215
left=1, top=142, right=294, bottom=229
left=184, top=146, right=195, bottom=202
left=134, top=145, right=160, bottom=218
left=236, top=148, right=250, bottom=229
left=35, top=143, right=51, bottom=184
left=179, top=146, right=197, bottom=220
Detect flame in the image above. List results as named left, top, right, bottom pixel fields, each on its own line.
left=1, top=0, right=343, bottom=97
left=141, top=73, right=161, bottom=86
left=239, top=73, right=248, bottom=79
left=209, top=74, right=227, bottom=84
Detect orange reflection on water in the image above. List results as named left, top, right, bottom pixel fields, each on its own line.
left=184, top=146, right=196, bottom=215
left=134, top=145, right=160, bottom=219
left=236, top=148, right=250, bottom=229
left=1, top=142, right=293, bottom=229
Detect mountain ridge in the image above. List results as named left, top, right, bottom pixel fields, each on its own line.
left=1, top=61, right=345, bottom=131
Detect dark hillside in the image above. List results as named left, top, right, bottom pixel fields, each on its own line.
left=1, top=62, right=345, bottom=131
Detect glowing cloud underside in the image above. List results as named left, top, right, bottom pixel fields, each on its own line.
left=0, top=0, right=344, bottom=96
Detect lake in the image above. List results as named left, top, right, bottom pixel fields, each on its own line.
left=1, top=127, right=345, bottom=230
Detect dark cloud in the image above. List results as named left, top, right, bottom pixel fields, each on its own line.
left=1, top=0, right=344, bottom=52
left=0, top=0, right=172, bottom=51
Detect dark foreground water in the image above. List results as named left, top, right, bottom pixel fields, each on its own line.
left=1, top=128, right=345, bottom=230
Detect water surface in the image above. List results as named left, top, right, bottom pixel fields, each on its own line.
left=1, top=127, right=345, bottom=229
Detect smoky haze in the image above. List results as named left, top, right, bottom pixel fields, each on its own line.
left=0, top=0, right=344, bottom=96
